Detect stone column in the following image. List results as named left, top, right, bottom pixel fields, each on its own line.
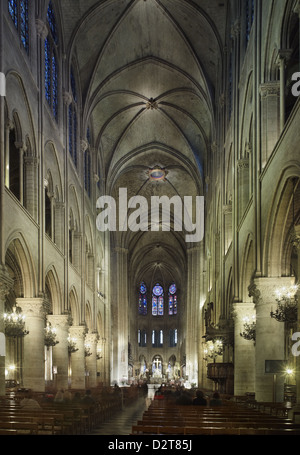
left=259, top=82, right=280, bottom=167
left=69, top=325, right=86, bottom=389
left=0, top=268, right=14, bottom=396
left=276, top=50, right=292, bottom=130
left=47, top=314, right=69, bottom=390
left=237, top=159, right=249, bottom=220
left=23, top=155, right=39, bottom=221
left=54, top=202, right=65, bottom=251
left=186, top=246, right=200, bottom=386
left=249, top=277, right=294, bottom=402
left=291, top=226, right=300, bottom=406
left=85, top=332, right=98, bottom=389
left=17, top=298, right=46, bottom=392
left=111, top=247, right=129, bottom=385
left=233, top=302, right=255, bottom=395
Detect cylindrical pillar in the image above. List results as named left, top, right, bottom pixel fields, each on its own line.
left=17, top=298, right=46, bottom=392
left=69, top=326, right=86, bottom=389
left=48, top=314, right=69, bottom=390
left=85, top=332, right=98, bottom=389
left=249, top=277, right=294, bottom=402
left=0, top=268, right=14, bottom=396
left=233, top=302, right=255, bottom=395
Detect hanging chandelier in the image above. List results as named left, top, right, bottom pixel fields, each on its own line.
left=4, top=306, right=29, bottom=338
left=270, top=285, right=298, bottom=323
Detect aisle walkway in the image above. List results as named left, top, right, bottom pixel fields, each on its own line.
left=89, top=396, right=149, bottom=435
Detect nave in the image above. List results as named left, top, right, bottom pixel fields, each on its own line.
left=88, top=395, right=148, bottom=436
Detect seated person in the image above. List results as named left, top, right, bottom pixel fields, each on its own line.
left=209, top=392, right=222, bottom=406
left=193, top=390, right=207, bottom=406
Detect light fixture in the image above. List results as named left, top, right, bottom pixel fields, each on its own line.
left=203, top=339, right=224, bottom=362
left=44, top=322, right=59, bottom=348
left=4, top=306, right=29, bottom=338
left=84, top=344, right=92, bottom=357
left=240, top=315, right=256, bottom=343
left=270, top=285, right=298, bottom=323
left=68, top=335, right=78, bottom=354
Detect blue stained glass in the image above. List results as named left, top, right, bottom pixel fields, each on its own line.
left=158, top=296, right=164, bottom=315
left=8, top=0, right=18, bottom=28
left=20, top=0, right=29, bottom=53
left=85, top=151, right=91, bottom=196
left=173, top=295, right=177, bottom=315
left=139, top=293, right=147, bottom=315
left=152, top=296, right=158, bottom=316
left=140, top=282, right=147, bottom=294
left=169, top=295, right=173, bottom=315
left=153, top=284, right=163, bottom=296
left=8, top=0, right=29, bottom=53
left=169, top=283, right=177, bottom=295
left=52, top=54, right=58, bottom=119
left=45, top=38, right=51, bottom=104
left=71, top=68, right=77, bottom=103
left=47, top=1, right=57, bottom=44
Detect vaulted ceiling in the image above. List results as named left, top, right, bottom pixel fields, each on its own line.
left=60, top=0, right=228, bottom=288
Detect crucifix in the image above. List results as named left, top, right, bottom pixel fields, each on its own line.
left=153, top=358, right=161, bottom=370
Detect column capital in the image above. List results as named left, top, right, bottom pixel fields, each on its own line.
left=237, top=158, right=249, bottom=172
left=275, top=49, right=293, bottom=66
left=35, top=19, right=48, bottom=40
left=47, top=314, right=70, bottom=330
left=69, top=325, right=87, bottom=340
left=0, top=267, right=14, bottom=302
left=232, top=302, right=256, bottom=319
left=85, top=332, right=99, bottom=346
left=248, top=277, right=295, bottom=305
left=291, top=225, right=300, bottom=250
left=16, top=298, right=47, bottom=318
left=223, top=203, right=232, bottom=215
left=260, top=81, right=280, bottom=97
left=294, top=0, right=300, bottom=16
left=63, top=91, right=72, bottom=106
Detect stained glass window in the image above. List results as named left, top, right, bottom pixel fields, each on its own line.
left=152, top=283, right=164, bottom=316
left=246, top=0, right=254, bottom=44
left=45, top=1, right=58, bottom=121
left=69, top=104, right=77, bottom=166
left=47, top=1, right=57, bottom=44
left=152, top=330, right=163, bottom=347
left=168, top=283, right=177, bottom=315
left=84, top=150, right=91, bottom=197
left=69, top=67, right=79, bottom=167
left=8, top=0, right=29, bottom=53
left=138, top=330, right=147, bottom=347
left=138, top=282, right=147, bottom=315
left=169, top=329, right=177, bottom=347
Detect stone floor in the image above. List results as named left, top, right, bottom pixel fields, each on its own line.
left=88, top=396, right=148, bottom=435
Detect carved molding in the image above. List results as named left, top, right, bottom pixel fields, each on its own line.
left=16, top=298, right=47, bottom=319
left=248, top=277, right=295, bottom=306
left=35, top=19, right=48, bottom=40
left=237, top=159, right=249, bottom=172
left=69, top=325, right=87, bottom=340
left=0, top=268, right=14, bottom=302
left=260, top=82, right=280, bottom=97
left=63, top=92, right=72, bottom=106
